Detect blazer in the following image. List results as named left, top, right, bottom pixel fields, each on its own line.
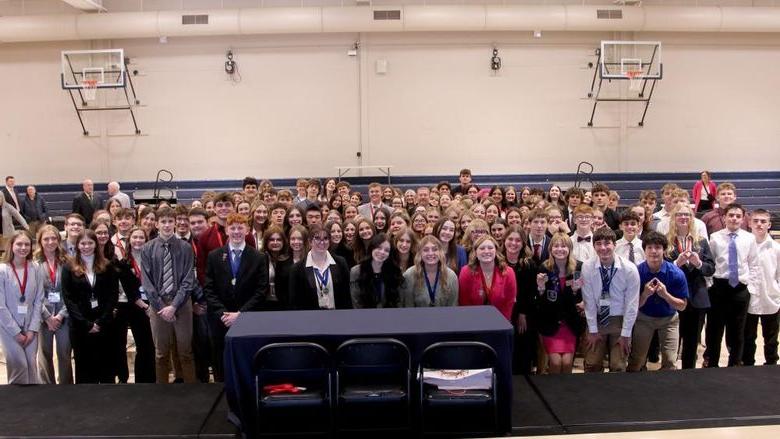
left=288, top=254, right=352, bottom=310
left=61, top=262, right=119, bottom=333
left=458, top=265, right=517, bottom=321
left=71, top=192, right=102, bottom=224
left=265, top=256, right=293, bottom=310
left=204, top=245, right=268, bottom=316
left=528, top=235, right=551, bottom=265
left=349, top=264, right=401, bottom=309
left=1, top=187, right=18, bottom=210
left=357, top=202, right=390, bottom=220
left=38, top=260, right=69, bottom=321
left=508, top=258, right=539, bottom=323
left=668, top=238, right=715, bottom=310
left=115, top=256, right=144, bottom=304
left=0, top=262, right=45, bottom=335
left=399, top=265, right=459, bottom=308
left=533, top=261, right=585, bottom=337
left=692, top=180, right=717, bottom=212
left=1, top=203, right=28, bottom=238
left=195, top=223, right=256, bottom=286
left=20, top=195, right=48, bottom=222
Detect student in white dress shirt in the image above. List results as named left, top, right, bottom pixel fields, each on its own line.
left=742, top=209, right=780, bottom=366
left=615, top=211, right=645, bottom=265
left=581, top=228, right=640, bottom=372
left=705, top=203, right=760, bottom=367
left=655, top=189, right=708, bottom=236
left=570, top=205, right=596, bottom=263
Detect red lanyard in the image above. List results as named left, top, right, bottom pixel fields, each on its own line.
left=191, top=241, right=199, bottom=260
left=559, top=274, right=567, bottom=292
left=12, top=260, right=29, bottom=297
left=216, top=225, right=224, bottom=247
left=479, top=267, right=495, bottom=303
left=676, top=235, right=693, bottom=254
left=46, top=258, right=58, bottom=285
left=130, top=257, right=142, bottom=280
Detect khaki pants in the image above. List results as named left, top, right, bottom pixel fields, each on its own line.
left=628, top=312, right=679, bottom=372
left=148, top=300, right=196, bottom=383
left=584, top=316, right=628, bottom=373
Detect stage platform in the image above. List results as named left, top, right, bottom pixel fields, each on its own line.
left=0, top=366, right=778, bottom=438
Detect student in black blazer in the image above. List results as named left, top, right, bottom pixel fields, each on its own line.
left=527, top=208, right=552, bottom=264
left=289, top=224, right=352, bottom=311
left=61, top=229, right=118, bottom=384
left=261, top=225, right=293, bottom=311
left=666, top=204, right=715, bottom=369
left=71, top=179, right=102, bottom=224
left=204, top=213, right=268, bottom=382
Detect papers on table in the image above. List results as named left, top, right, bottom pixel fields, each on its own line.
left=422, top=368, right=492, bottom=390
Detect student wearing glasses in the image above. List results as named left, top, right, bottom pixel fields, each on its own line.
left=289, top=224, right=352, bottom=310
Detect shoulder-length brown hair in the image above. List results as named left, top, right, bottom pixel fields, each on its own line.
left=68, top=230, right=110, bottom=276
left=2, top=230, right=35, bottom=264
left=33, top=225, right=68, bottom=265
left=467, top=235, right=507, bottom=272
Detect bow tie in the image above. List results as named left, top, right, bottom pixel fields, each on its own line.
left=577, top=236, right=592, bottom=242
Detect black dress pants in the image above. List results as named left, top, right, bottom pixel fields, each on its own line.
left=113, top=302, right=156, bottom=383
left=705, top=279, right=750, bottom=367
left=743, top=311, right=780, bottom=366
left=71, top=328, right=114, bottom=383
left=678, top=305, right=706, bottom=369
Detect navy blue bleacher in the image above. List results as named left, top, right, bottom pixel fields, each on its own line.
left=27, top=171, right=780, bottom=228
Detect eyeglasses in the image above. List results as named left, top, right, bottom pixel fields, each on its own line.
left=312, top=236, right=329, bottom=243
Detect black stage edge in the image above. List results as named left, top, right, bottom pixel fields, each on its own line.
left=0, top=383, right=239, bottom=439
left=516, top=365, right=780, bottom=435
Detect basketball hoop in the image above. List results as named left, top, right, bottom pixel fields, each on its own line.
left=82, top=79, right=98, bottom=101
left=626, top=70, right=643, bottom=92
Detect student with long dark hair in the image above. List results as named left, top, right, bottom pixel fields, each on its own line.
left=350, top=233, right=402, bottom=308
left=62, top=229, right=118, bottom=383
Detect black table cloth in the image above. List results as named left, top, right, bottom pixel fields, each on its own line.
left=224, top=306, right=514, bottom=435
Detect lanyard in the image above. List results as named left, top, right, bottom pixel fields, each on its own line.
left=46, top=258, right=58, bottom=285
left=216, top=225, right=225, bottom=247
left=313, top=266, right=330, bottom=292
left=131, top=257, right=142, bottom=280
left=599, top=265, right=617, bottom=294
left=479, top=266, right=495, bottom=304
left=191, top=241, right=199, bottom=260
left=424, top=265, right=440, bottom=304
left=12, top=260, right=29, bottom=300
left=676, top=235, right=693, bottom=254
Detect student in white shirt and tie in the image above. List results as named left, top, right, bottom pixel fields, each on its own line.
left=581, top=228, right=640, bottom=372
left=705, top=203, right=760, bottom=367
left=615, top=211, right=645, bottom=265
left=570, top=205, right=596, bottom=263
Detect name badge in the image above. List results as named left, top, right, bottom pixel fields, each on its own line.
left=231, top=278, right=236, bottom=286
left=141, top=293, right=148, bottom=301
left=90, top=299, right=99, bottom=309
left=48, top=292, right=61, bottom=304
left=17, top=305, right=28, bottom=315
left=599, top=298, right=611, bottom=308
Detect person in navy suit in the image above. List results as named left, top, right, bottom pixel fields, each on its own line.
left=71, top=179, right=102, bottom=224
left=527, top=208, right=551, bottom=264
left=204, top=212, right=268, bottom=382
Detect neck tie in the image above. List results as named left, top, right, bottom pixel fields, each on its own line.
left=231, top=249, right=242, bottom=279
left=534, top=243, right=541, bottom=259
left=628, top=241, right=635, bottom=263
left=728, top=232, right=739, bottom=287
left=162, top=242, right=174, bottom=296
left=598, top=265, right=614, bottom=327
left=578, top=236, right=591, bottom=243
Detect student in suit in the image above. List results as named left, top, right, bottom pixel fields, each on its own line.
left=196, top=192, right=256, bottom=285
left=289, top=224, right=352, bottom=310
left=204, top=213, right=268, bottom=381
left=357, top=182, right=391, bottom=220
left=262, top=225, right=293, bottom=310
left=349, top=233, right=402, bottom=309
left=666, top=203, right=715, bottom=369
left=35, top=225, right=73, bottom=384
left=534, top=233, right=584, bottom=374
left=0, top=230, right=45, bottom=384
left=590, top=183, right=621, bottom=231
left=61, top=229, right=118, bottom=383
left=527, top=208, right=551, bottom=264
left=71, top=179, right=102, bottom=224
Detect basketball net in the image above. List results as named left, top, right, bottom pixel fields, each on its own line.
left=626, top=70, right=643, bottom=92
left=82, top=79, right=98, bottom=101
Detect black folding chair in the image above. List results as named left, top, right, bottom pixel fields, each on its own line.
left=335, top=338, right=411, bottom=432
left=253, top=342, right=332, bottom=436
left=418, top=341, right=498, bottom=435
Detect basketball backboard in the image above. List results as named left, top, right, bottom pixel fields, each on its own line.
left=599, top=41, right=662, bottom=80
left=61, top=49, right=125, bottom=89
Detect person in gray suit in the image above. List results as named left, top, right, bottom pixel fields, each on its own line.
left=357, top=182, right=390, bottom=220
left=35, top=225, right=73, bottom=384
left=0, top=230, right=45, bottom=384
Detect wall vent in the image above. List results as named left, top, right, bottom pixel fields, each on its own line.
left=373, top=10, right=401, bottom=20
left=596, top=9, right=623, bottom=19
left=182, top=14, right=209, bottom=25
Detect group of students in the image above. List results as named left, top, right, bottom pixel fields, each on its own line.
left=0, top=170, right=777, bottom=384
